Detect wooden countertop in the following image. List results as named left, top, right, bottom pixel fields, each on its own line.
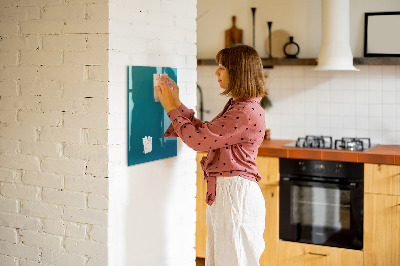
left=258, top=139, right=400, bottom=165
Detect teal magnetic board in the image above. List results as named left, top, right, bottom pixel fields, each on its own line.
left=128, top=66, right=177, bottom=166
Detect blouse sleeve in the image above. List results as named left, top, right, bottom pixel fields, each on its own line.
left=166, top=106, right=252, bottom=152
left=163, top=103, right=204, bottom=137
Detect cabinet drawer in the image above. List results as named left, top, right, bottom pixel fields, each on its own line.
left=365, top=164, right=400, bottom=196
left=278, top=241, right=363, bottom=266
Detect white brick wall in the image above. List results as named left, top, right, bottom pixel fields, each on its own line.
left=1, top=0, right=198, bottom=265
left=0, top=1, right=109, bottom=265
left=108, top=0, right=197, bottom=265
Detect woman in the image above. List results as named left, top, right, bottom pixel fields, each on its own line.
left=155, top=45, right=267, bottom=266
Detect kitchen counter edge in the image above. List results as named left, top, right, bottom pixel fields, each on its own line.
left=257, top=139, right=400, bottom=165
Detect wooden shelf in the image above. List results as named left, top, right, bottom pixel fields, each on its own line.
left=262, top=58, right=317, bottom=67
left=197, top=58, right=317, bottom=67
left=197, top=57, right=400, bottom=68
left=197, top=59, right=216, bottom=65
left=353, top=57, right=400, bottom=65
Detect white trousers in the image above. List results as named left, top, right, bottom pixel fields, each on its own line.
left=205, top=176, right=266, bottom=266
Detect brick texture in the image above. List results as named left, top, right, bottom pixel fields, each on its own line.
left=0, top=0, right=109, bottom=264
left=0, top=0, right=198, bottom=265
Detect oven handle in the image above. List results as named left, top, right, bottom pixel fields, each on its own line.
left=308, top=252, right=329, bottom=257
left=281, top=177, right=358, bottom=188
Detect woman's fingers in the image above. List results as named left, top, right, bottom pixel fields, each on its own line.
left=168, top=78, right=178, bottom=90
left=155, top=84, right=172, bottom=100
left=161, top=77, right=174, bottom=88
left=160, top=77, right=178, bottom=95
left=165, top=77, right=174, bottom=85
left=158, top=80, right=173, bottom=95
left=158, top=79, right=169, bottom=90
left=162, top=77, right=180, bottom=106
left=158, top=83, right=168, bottom=94
left=154, top=84, right=175, bottom=113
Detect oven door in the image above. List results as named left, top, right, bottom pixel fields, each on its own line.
left=279, top=177, right=363, bottom=250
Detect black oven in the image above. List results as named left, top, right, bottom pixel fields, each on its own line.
left=279, top=158, right=364, bottom=250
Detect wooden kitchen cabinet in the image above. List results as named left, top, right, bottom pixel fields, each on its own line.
left=278, top=241, right=363, bottom=266
left=259, top=184, right=279, bottom=266
left=364, top=163, right=400, bottom=196
left=257, top=156, right=280, bottom=266
left=364, top=193, right=400, bottom=266
left=364, top=163, right=400, bottom=266
left=256, top=156, right=279, bottom=186
left=196, top=152, right=208, bottom=258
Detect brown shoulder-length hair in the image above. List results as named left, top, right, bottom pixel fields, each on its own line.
left=215, top=45, right=267, bottom=99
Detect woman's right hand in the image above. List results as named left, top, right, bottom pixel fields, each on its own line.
left=163, top=77, right=181, bottom=108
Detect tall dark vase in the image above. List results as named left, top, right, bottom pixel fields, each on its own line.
left=251, top=8, right=256, bottom=48
left=267, top=21, right=273, bottom=59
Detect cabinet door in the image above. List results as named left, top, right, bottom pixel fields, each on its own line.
left=364, top=193, right=400, bottom=266
left=256, top=156, right=279, bottom=186
left=365, top=163, right=400, bottom=196
left=259, top=185, right=279, bottom=266
left=196, top=152, right=208, bottom=258
left=278, top=241, right=363, bottom=266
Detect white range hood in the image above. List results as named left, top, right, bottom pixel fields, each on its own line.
left=314, top=0, right=359, bottom=71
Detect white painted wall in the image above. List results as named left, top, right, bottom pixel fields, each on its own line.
left=265, top=65, right=400, bottom=144
left=198, top=0, right=321, bottom=58
left=108, top=0, right=198, bottom=265
left=198, top=0, right=400, bottom=58
left=197, top=0, right=400, bottom=145
left=0, top=1, right=109, bottom=265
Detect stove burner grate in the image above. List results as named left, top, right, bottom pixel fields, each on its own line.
left=293, top=136, right=372, bottom=151
left=295, top=135, right=333, bottom=149
left=334, top=137, right=371, bottom=151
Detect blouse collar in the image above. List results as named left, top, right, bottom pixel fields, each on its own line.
left=230, top=97, right=262, bottom=104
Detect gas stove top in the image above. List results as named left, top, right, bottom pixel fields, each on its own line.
left=284, top=135, right=375, bottom=151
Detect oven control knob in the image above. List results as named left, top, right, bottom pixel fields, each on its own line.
left=298, top=161, right=306, bottom=171
left=334, top=164, right=342, bottom=174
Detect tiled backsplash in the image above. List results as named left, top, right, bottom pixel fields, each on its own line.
left=197, top=65, right=400, bottom=145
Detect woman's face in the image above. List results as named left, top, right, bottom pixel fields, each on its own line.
left=215, top=64, right=229, bottom=89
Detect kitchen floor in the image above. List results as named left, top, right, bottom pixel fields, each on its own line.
left=196, top=257, right=205, bottom=266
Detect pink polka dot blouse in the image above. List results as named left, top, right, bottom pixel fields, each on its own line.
left=163, top=97, right=266, bottom=206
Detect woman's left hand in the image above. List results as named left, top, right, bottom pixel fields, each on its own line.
left=155, top=79, right=177, bottom=113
